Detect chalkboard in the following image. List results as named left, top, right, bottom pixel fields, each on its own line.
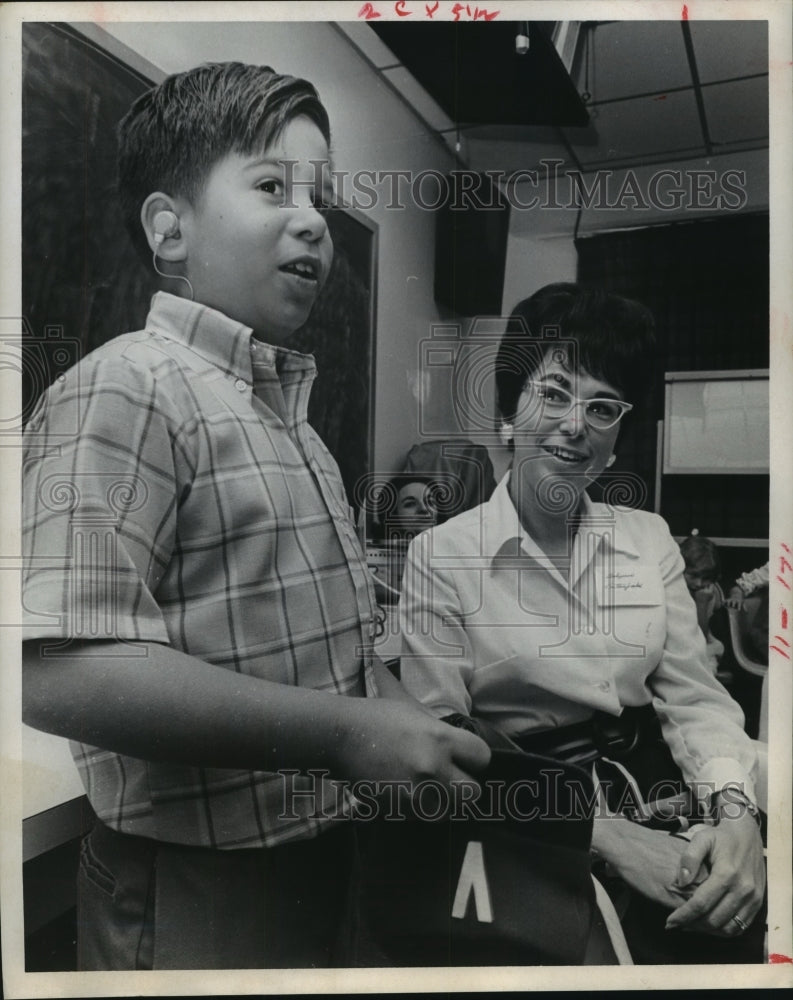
left=663, top=370, right=769, bottom=475
left=22, top=21, right=376, bottom=504
left=21, top=22, right=157, bottom=421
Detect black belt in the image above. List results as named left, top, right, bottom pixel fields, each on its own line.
left=444, top=705, right=666, bottom=770
left=443, top=706, right=688, bottom=822
left=511, top=708, right=651, bottom=767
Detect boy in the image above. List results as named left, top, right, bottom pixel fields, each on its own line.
left=22, top=62, right=488, bottom=970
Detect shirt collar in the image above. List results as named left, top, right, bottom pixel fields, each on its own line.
left=144, top=291, right=317, bottom=383
left=483, top=471, right=642, bottom=569
left=482, top=473, right=528, bottom=561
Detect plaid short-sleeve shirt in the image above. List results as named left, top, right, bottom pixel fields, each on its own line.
left=23, top=292, right=378, bottom=848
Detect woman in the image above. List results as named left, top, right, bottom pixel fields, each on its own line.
left=399, top=283, right=765, bottom=963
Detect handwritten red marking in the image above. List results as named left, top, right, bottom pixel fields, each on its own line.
left=358, top=2, right=381, bottom=18
left=783, top=543, right=791, bottom=554
left=654, top=95, right=668, bottom=101
left=395, top=0, right=412, bottom=15
left=782, top=608, right=789, bottom=630
left=425, top=0, right=439, bottom=15
left=770, top=645, right=790, bottom=659
left=775, top=635, right=790, bottom=647
left=777, top=576, right=791, bottom=590
left=450, top=2, right=499, bottom=18
left=681, top=4, right=689, bottom=19
left=769, top=953, right=793, bottom=964
left=781, top=556, right=792, bottom=574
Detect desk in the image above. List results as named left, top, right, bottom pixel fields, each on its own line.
left=22, top=726, right=87, bottom=863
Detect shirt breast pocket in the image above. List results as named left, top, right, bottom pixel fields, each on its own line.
left=597, top=565, right=664, bottom=607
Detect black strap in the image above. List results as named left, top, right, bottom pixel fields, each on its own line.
left=446, top=706, right=688, bottom=807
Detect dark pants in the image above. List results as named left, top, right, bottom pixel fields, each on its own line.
left=77, top=820, right=357, bottom=970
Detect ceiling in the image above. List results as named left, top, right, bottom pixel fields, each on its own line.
left=337, top=19, right=769, bottom=176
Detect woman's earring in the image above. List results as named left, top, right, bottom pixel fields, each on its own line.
left=499, top=422, right=514, bottom=446
left=606, top=455, right=616, bottom=467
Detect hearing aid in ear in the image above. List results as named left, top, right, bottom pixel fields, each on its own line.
left=153, top=210, right=180, bottom=246
left=151, top=211, right=193, bottom=300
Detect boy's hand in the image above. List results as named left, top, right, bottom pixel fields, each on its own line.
left=335, top=695, right=491, bottom=795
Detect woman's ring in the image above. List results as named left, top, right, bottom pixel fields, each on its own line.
left=731, top=914, right=749, bottom=933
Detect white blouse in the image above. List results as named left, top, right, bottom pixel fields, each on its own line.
left=399, top=474, right=758, bottom=806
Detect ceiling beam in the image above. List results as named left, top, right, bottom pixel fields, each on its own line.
left=681, top=20, right=714, bottom=158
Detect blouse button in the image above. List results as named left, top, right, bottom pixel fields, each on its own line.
left=235, top=378, right=247, bottom=392
left=597, top=680, right=611, bottom=692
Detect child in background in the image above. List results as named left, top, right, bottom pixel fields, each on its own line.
left=368, top=475, right=440, bottom=603
left=679, top=531, right=725, bottom=675
left=377, top=474, right=439, bottom=543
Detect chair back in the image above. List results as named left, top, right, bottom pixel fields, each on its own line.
left=727, top=594, right=768, bottom=678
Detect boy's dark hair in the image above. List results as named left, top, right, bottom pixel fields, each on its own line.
left=118, top=62, right=331, bottom=261
left=495, top=282, right=657, bottom=423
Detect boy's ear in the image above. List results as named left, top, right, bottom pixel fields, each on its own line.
left=141, top=193, right=188, bottom=262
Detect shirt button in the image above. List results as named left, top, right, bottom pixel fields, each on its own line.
left=234, top=378, right=247, bottom=392
left=597, top=680, right=611, bottom=692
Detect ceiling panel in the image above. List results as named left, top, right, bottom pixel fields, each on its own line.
left=352, top=19, right=769, bottom=178
left=702, top=77, right=769, bottom=145
left=689, top=19, right=768, bottom=83
left=582, top=20, right=691, bottom=101
left=465, top=135, right=574, bottom=175
left=567, top=89, right=704, bottom=166
left=371, top=20, right=589, bottom=127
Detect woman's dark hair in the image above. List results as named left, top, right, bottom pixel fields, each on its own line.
left=495, top=282, right=657, bottom=422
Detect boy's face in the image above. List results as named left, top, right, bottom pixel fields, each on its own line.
left=178, top=116, right=334, bottom=342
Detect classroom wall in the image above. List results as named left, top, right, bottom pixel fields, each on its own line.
left=92, top=18, right=460, bottom=477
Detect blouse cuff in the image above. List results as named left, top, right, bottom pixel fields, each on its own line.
left=691, top=756, right=757, bottom=811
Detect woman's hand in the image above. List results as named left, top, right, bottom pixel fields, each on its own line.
left=665, top=813, right=765, bottom=936
left=592, top=817, right=706, bottom=911
left=725, top=585, right=746, bottom=610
